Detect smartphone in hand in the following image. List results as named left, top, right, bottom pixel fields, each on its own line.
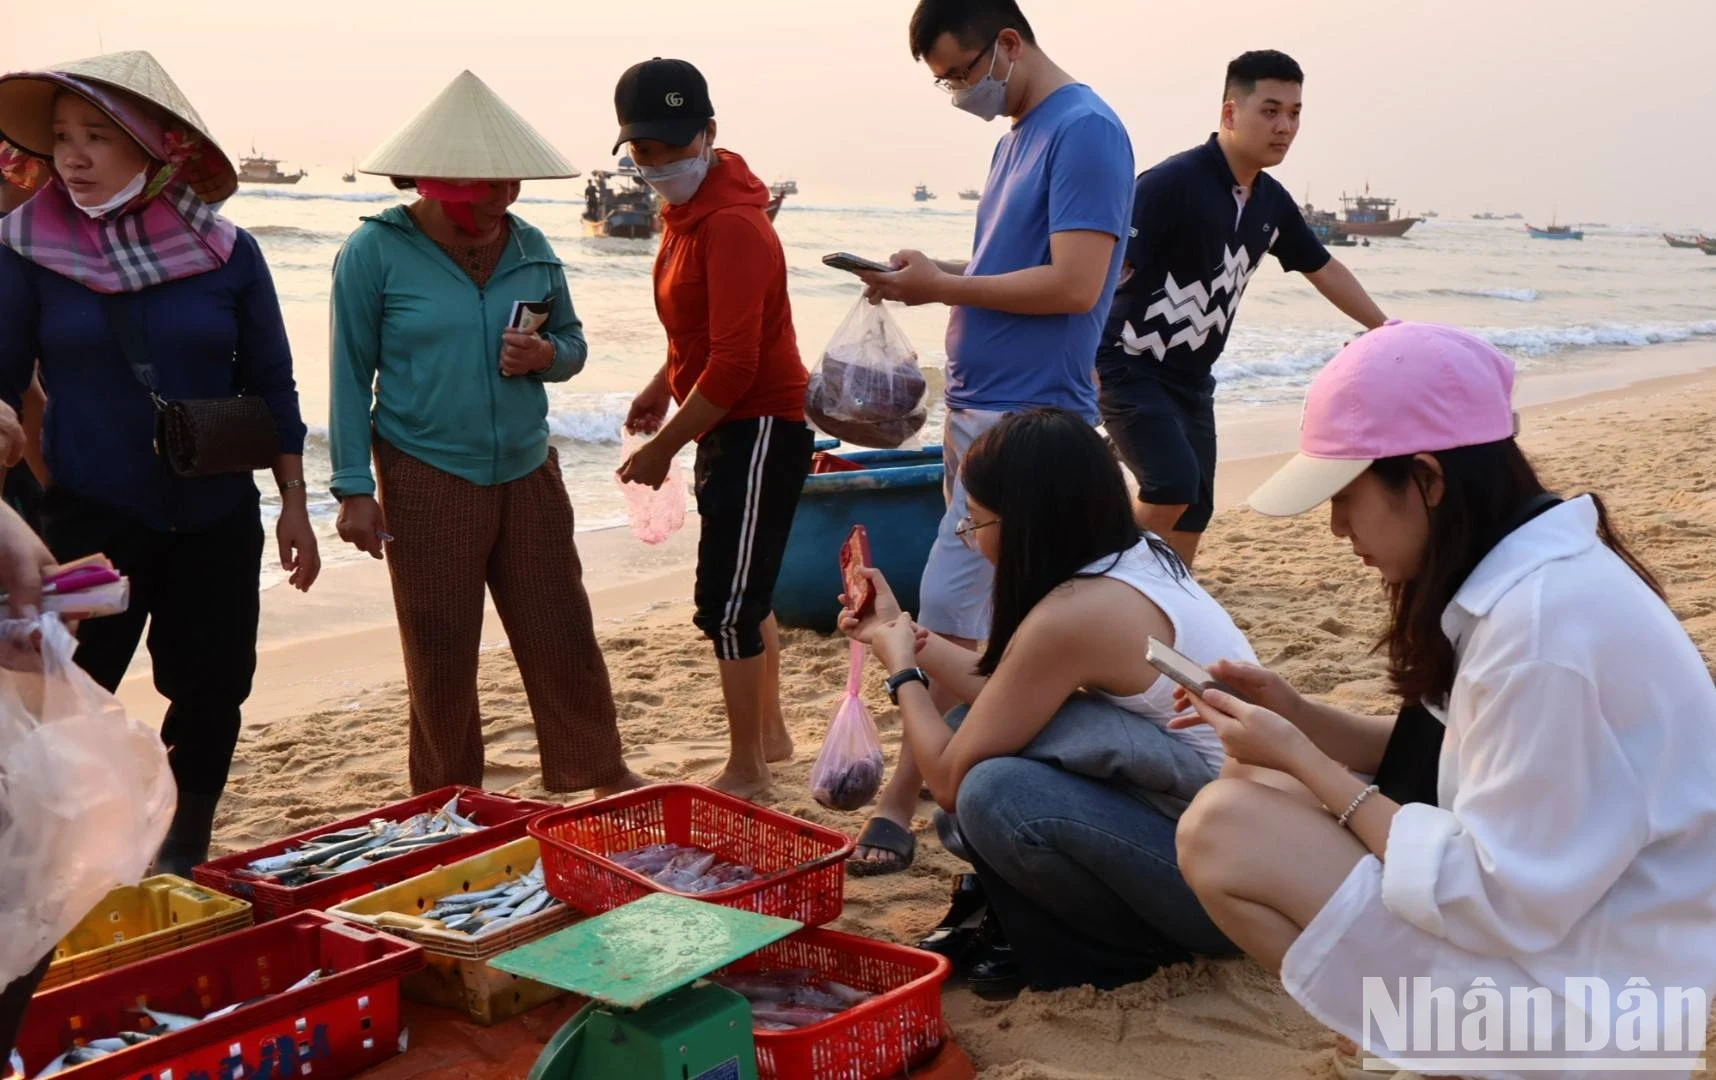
left=840, top=525, right=876, bottom=618
left=823, top=252, right=893, bottom=275
left=1146, top=637, right=1247, bottom=702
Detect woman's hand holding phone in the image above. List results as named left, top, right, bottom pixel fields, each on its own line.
left=837, top=566, right=905, bottom=646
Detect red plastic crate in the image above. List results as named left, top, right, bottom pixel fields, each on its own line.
left=15, top=912, right=422, bottom=1080
left=530, top=783, right=855, bottom=926
left=714, top=927, right=951, bottom=1080
left=193, top=787, right=557, bottom=921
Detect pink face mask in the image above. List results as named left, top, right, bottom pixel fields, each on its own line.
left=417, top=178, right=491, bottom=235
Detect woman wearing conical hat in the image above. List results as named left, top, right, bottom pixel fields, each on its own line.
left=0, top=52, right=319, bottom=874
left=329, top=71, right=644, bottom=797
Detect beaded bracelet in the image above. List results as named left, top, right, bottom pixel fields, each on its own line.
left=1337, top=784, right=1380, bottom=829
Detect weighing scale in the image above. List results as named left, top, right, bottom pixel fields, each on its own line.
left=493, top=893, right=802, bottom=1080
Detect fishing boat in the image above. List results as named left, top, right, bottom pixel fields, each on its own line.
left=1472, top=212, right=1500, bottom=220
left=913, top=184, right=936, bottom=202
left=958, top=188, right=981, bottom=201
left=582, top=165, right=659, bottom=239
left=1526, top=220, right=1583, bottom=241
left=766, top=192, right=785, bottom=222
left=1422, top=210, right=1439, bottom=218
left=341, top=164, right=356, bottom=184
left=237, top=148, right=306, bottom=185
left=1339, top=189, right=1418, bottom=237
left=1302, top=202, right=1358, bottom=247
left=770, top=179, right=798, bottom=197
left=1664, top=233, right=1704, bottom=249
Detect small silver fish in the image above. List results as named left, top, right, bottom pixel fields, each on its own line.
left=136, top=1007, right=200, bottom=1033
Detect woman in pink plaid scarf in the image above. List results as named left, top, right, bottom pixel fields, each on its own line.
left=0, top=51, right=318, bottom=879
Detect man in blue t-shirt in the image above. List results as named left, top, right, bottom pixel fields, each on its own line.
left=1097, top=51, right=1386, bottom=567
left=853, top=0, right=1133, bottom=887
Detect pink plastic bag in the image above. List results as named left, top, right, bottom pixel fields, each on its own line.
left=811, top=640, right=886, bottom=811
left=617, top=430, right=687, bottom=545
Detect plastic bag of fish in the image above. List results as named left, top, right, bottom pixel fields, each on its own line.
left=421, top=859, right=562, bottom=936
left=609, top=843, right=765, bottom=893
left=242, top=795, right=481, bottom=885
left=14, top=970, right=326, bottom=1078
left=712, top=969, right=875, bottom=1030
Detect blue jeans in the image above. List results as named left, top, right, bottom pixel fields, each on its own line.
left=948, top=698, right=1238, bottom=989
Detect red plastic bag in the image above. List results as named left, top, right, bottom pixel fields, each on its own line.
left=811, top=641, right=886, bottom=811
left=616, top=430, right=687, bottom=545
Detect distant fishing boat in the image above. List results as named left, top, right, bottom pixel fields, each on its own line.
left=769, top=180, right=798, bottom=197
left=237, top=148, right=306, bottom=185
left=958, top=188, right=981, bottom=201
left=1472, top=212, right=1500, bottom=220
left=1526, top=220, right=1583, bottom=241
left=913, top=184, right=936, bottom=202
left=1663, top=233, right=1703, bottom=249
left=1339, top=188, right=1418, bottom=237
left=1422, top=209, right=1439, bottom=218
left=1302, top=201, right=1358, bottom=247
left=341, top=163, right=356, bottom=184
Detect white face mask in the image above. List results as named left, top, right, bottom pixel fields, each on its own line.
left=950, top=41, right=1014, bottom=123
left=71, top=169, right=148, bottom=219
left=639, top=136, right=713, bottom=206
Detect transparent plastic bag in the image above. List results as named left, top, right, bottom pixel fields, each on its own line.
left=805, top=297, right=928, bottom=449
left=0, top=614, right=175, bottom=985
left=616, top=430, right=687, bottom=545
left=810, top=640, right=886, bottom=812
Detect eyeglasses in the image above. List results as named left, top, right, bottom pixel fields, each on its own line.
left=954, top=515, right=998, bottom=550
left=933, top=42, right=995, bottom=93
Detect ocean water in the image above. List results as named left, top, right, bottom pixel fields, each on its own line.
left=221, top=181, right=1716, bottom=579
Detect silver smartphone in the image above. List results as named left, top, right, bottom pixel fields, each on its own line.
left=1146, top=637, right=1246, bottom=701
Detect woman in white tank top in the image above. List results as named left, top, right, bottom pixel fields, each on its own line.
left=839, top=409, right=1256, bottom=998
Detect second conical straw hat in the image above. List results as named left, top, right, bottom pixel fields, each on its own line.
left=359, top=70, right=574, bottom=181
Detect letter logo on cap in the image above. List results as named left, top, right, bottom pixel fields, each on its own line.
left=665, top=92, right=684, bottom=107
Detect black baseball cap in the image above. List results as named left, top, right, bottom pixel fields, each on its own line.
left=612, top=58, right=714, bottom=155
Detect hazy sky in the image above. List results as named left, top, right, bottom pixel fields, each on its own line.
left=4, top=0, right=1713, bottom=225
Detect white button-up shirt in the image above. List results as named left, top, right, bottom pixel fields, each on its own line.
left=1282, top=497, right=1716, bottom=1079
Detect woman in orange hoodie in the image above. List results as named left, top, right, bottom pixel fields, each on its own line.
left=615, top=58, right=814, bottom=800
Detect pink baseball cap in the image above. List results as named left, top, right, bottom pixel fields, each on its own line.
left=1248, top=321, right=1519, bottom=517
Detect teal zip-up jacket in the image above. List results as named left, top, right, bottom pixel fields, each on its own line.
left=328, top=206, right=587, bottom=497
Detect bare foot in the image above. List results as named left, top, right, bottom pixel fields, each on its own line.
left=706, top=762, right=773, bottom=801
left=592, top=770, right=651, bottom=799
left=763, top=723, right=795, bottom=764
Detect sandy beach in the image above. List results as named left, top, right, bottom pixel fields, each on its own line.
left=127, top=346, right=1716, bottom=1079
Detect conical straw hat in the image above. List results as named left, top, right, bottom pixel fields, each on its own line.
left=360, top=71, right=574, bottom=181
left=0, top=51, right=235, bottom=203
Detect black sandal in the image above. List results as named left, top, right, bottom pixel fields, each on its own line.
left=916, top=874, right=987, bottom=960
left=849, top=817, right=916, bottom=877
left=965, top=914, right=1024, bottom=1000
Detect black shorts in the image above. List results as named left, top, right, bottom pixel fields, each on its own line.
left=1099, top=370, right=1218, bottom=533
left=693, top=417, right=814, bottom=660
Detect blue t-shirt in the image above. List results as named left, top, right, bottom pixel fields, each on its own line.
left=944, top=84, right=1134, bottom=422
left=1096, top=135, right=1330, bottom=390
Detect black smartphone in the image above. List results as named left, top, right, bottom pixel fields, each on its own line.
left=823, top=252, right=894, bottom=275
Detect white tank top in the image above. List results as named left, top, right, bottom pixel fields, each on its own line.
left=1082, top=539, right=1258, bottom=773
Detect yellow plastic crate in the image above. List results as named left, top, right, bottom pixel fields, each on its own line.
left=328, top=836, right=577, bottom=1025
left=44, top=875, right=253, bottom=991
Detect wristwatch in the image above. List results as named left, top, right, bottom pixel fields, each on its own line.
left=885, top=667, right=930, bottom=705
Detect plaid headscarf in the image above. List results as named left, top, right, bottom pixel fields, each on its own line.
left=0, top=175, right=236, bottom=293
left=0, top=75, right=236, bottom=294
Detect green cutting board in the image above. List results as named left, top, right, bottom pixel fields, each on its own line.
left=493, top=894, right=801, bottom=1010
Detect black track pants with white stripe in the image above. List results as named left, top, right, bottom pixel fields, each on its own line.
left=692, top=417, right=815, bottom=660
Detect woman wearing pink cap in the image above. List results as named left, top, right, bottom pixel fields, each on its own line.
left=1173, top=321, right=1716, bottom=1076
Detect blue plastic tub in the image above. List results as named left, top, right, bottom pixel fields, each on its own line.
left=773, top=444, right=946, bottom=633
